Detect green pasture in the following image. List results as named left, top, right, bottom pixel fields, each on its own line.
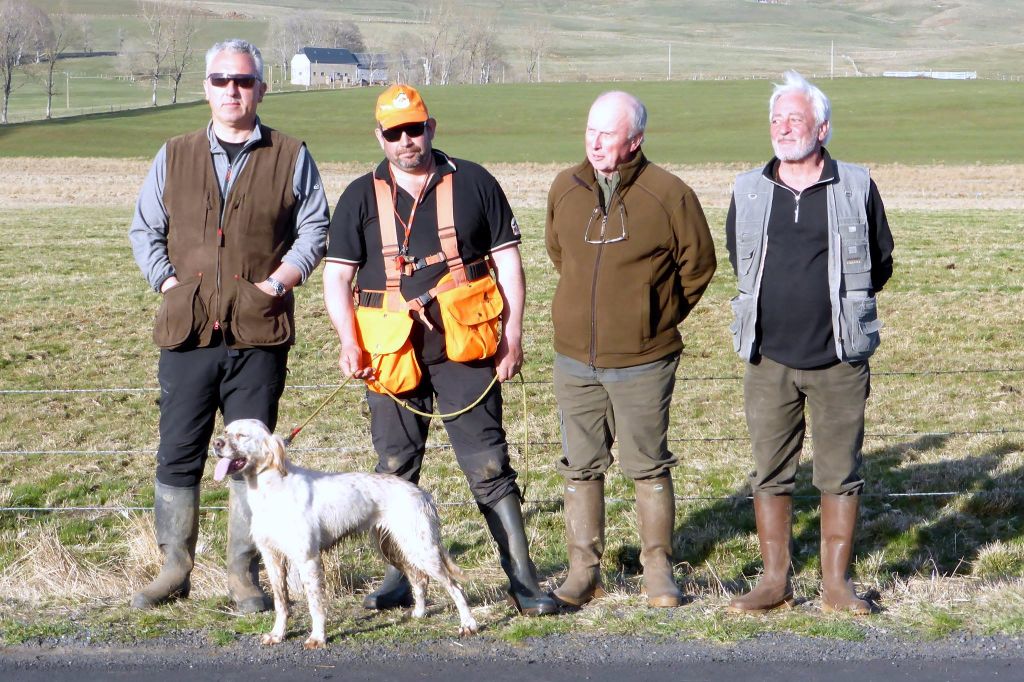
left=1, top=196, right=1023, bottom=645
left=2, top=78, right=1023, bottom=164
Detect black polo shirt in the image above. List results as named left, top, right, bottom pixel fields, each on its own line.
left=725, top=151, right=894, bottom=369
left=326, top=150, right=520, bottom=363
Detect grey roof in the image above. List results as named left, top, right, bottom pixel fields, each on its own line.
left=299, top=47, right=360, bottom=65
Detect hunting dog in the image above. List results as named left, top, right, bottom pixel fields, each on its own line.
left=212, top=418, right=477, bottom=649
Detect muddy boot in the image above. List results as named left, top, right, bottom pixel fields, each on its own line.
left=728, top=494, right=795, bottom=613
left=635, top=474, right=683, bottom=608
left=480, top=494, right=559, bottom=617
left=551, top=479, right=606, bottom=608
left=226, top=478, right=272, bottom=614
left=820, top=493, right=872, bottom=615
left=130, top=481, right=200, bottom=609
left=362, top=564, right=414, bottom=610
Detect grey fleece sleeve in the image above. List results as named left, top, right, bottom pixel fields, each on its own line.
left=128, top=145, right=174, bottom=292
left=281, top=144, right=329, bottom=283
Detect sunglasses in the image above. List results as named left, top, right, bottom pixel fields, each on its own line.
left=380, top=122, right=427, bottom=142
left=207, top=73, right=260, bottom=89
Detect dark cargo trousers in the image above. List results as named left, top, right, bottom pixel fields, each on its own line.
left=156, top=342, right=289, bottom=488
left=366, top=357, right=518, bottom=507
left=743, top=356, right=869, bottom=496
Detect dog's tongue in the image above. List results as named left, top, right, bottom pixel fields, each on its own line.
left=213, top=457, right=233, bottom=482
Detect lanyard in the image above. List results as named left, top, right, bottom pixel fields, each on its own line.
left=389, top=166, right=434, bottom=256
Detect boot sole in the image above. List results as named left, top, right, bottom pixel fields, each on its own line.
left=726, top=595, right=796, bottom=615
left=507, top=592, right=560, bottom=617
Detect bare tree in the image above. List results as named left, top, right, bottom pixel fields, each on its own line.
left=134, top=1, right=173, bottom=106
left=35, top=4, right=79, bottom=119
left=524, top=24, right=550, bottom=83
left=325, top=20, right=365, bottom=52
left=165, top=2, right=196, bottom=104
left=0, top=0, right=41, bottom=124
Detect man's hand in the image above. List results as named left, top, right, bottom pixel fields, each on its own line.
left=493, top=333, right=523, bottom=382
left=339, top=344, right=375, bottom=380
left=159, top=276, right=180, bottom=294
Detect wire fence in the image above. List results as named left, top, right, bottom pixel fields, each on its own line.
left=2, top=365, right=1021, bottom=515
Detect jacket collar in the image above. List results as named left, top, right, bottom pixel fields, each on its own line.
left=761, top=147, right=838, bottom=186
left=373, top=149, right=457, bottom=187
left=571, top=150, right=648, bottom=191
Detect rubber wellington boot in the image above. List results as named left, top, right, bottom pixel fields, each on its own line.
left=551, top=479, right=606, bottom=608
left=480, top=495, right=559, bottom=617
left=635, top=474, right=683, bottom=608
left=819, top=493, right=872, bottom=615
left=130, top=481, right=200, bottom=609
left=226, top=478, right=272, bottom=613
left=362, top=564, right=414, bottom=610
left=728, top=494, right=796, bottom=613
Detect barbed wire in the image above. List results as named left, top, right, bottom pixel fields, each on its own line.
left=3, top=428, right=1021, bottom=459
left=1, top=366, right=1021, bottom=395
left=2, top=488, right=1018, bottom=515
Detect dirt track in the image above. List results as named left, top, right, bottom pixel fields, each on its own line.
left=2, top=158, right=1022, bottom=211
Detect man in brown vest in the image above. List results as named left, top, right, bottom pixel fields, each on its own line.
left=322, top=85, right=557, bottom=617
left=127, top=39, right=329, bottom=612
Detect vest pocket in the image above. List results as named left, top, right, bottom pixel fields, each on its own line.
left=231, top=277, right=293, bottom=346
left=729, top=292, right=755, bottom=359
left=839, top=293, right=881, bottom=359
left=152, top=275, right=206, bottom=349
left=735, top=222, right=761, bottom=277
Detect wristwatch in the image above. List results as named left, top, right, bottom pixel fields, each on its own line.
left=265, top=276, right=286, bottom=297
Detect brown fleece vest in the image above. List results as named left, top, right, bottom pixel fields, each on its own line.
left=155, top=125, right=301, bottom=349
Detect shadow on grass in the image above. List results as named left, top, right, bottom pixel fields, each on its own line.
left=672, top=433, right=1024, bottom=590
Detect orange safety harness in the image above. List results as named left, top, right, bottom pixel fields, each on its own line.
left=354, top=171, right=503, bottom=394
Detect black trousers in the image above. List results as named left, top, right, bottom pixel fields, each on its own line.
left=155, top=342, right=289, bottom=487
left=366, top=357, right=517, bottom=507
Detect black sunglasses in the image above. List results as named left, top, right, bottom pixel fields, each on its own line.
left=207, top=73, right=260, bottom=89
left=380, top=122, right=427, bottom=142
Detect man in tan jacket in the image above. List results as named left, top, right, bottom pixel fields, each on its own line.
left=545, top=91, right=716, bottom=608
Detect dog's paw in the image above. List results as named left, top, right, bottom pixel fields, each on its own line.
left=458, top=620, right=478, bottom=638
left=260, top=633, right=284, bottom=646
left=303, top=636, right=326, bottom=650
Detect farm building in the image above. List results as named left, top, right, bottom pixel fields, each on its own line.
left=290, top=47, right=389, bottom=86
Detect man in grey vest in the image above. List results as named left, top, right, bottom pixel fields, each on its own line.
left=128, top=39, right=329, bottom=612
left=725, top=71, right=894, bottom=615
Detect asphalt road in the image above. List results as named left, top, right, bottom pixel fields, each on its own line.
left=0, top=655, right=1020, bottom=682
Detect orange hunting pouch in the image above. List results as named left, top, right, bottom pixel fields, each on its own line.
left=353, top=301, right=421, bottom=395
left=435, top=272, right=504, bottom=362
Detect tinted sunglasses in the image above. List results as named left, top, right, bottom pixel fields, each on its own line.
left=207, top=73, right=260, bottom=89
left=380, top=122, right=427, bottom=142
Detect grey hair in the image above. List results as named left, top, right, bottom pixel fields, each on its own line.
left=594, top=90, right=648, bottom=139
left=205, top=39, right=264, bottom=80
left=769, top=70, right=831, bottom=144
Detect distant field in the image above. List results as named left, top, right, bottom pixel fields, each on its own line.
left=2, top=78, right=1023, bottom=165
left=4, top=0, right=1023, bottom=123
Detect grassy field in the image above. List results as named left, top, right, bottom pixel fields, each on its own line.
left=1, top=189, right=1022, bottom=645
left=2, top=78, right=1023, bottom=164
left=4, top=0, right=1024, bottom=123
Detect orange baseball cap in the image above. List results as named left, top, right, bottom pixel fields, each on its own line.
left=375, top=84, right=429, bottom=130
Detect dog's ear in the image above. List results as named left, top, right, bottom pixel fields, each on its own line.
left=264, top=433, right=289, bottom=477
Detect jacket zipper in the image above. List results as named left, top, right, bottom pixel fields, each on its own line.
left=589, top=192, right=614, bottom=368
left=213, top=160, right=235, bottom=332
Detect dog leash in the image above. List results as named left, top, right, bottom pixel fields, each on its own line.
left=375, top=372, right=532, bottom=500
left=282, top=376, right=353, bottom=446
left=283, top=372, right=533, bottom=500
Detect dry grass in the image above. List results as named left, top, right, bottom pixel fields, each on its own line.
left=3, top=158, right=1024, bottom=212
left=1, top=160, right=1023, bottom=644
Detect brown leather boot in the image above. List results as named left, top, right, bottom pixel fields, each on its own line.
left=728, top=494, right=795, bottom=613
left=820, top=493, right=872, bottom=615
left=635, top=474, right=683, bottom=608
left=551, top=479, right=606, bottom=608
left=226, top=478, right=272, bottom=614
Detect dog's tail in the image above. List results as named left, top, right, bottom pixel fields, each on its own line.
left=442, top=550, right=468, bottom=584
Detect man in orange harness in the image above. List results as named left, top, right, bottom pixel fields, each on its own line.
left=323, top=85, right=557, bottom=617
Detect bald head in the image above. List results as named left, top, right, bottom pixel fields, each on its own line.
left=585, top=91, right=647, bottom=176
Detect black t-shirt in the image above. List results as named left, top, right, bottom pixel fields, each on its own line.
left=326, top=150, right=521, bottom=363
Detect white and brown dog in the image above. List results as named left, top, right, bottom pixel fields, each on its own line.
left=212, top=418, right=477, bottom=649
